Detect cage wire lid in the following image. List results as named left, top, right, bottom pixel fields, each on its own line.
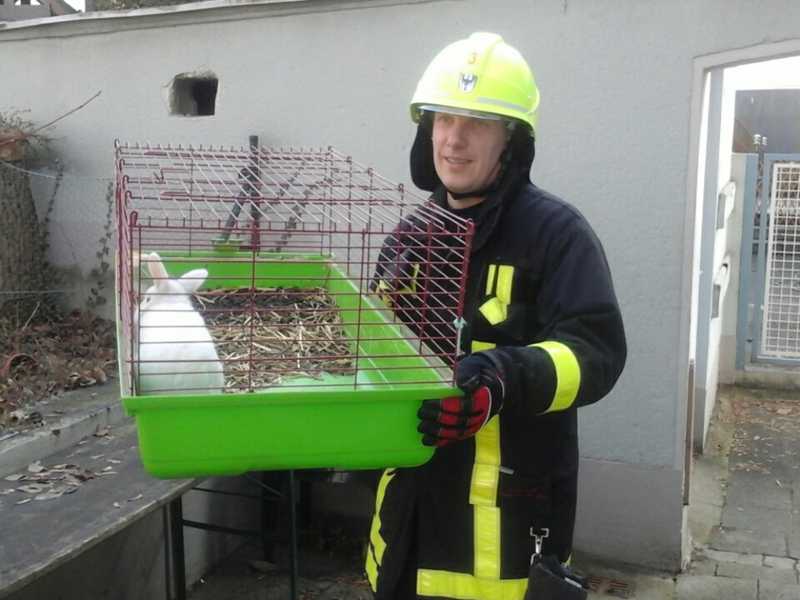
left=114, top=141, right=475, bottom=238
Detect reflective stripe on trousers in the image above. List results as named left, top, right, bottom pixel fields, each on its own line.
left=416, top=405, right=528, bottom=599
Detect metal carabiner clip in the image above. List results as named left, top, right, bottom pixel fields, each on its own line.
left=530, top=527, right=550, bottom=565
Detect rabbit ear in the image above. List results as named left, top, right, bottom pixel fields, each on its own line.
left=146, top=253, right=168, bottom=282
left=178, top=269, right=208, bottom=294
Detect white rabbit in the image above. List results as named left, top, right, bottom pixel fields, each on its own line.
left=134, top=252, right=225, bottom=395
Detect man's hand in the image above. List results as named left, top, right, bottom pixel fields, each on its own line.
left=417, top=352, right=505, bottom=447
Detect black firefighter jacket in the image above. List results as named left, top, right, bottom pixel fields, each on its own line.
left=367, top=170, right=627, bottom=600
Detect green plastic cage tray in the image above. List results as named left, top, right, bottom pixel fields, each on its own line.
left=118, top=251, right=456, bottom=479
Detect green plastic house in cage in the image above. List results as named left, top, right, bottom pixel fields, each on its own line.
left=114, top=142, right=474, bottom=478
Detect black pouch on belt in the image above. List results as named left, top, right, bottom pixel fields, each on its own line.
left=524, top=555, right=588, bottom=600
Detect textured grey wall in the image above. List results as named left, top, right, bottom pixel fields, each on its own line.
left=3, top=0, right=800, bottom=569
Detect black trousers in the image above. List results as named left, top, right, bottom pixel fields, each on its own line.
left=370, top=468, right=577, bottom=600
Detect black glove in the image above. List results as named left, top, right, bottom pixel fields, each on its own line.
left=417, top=351, right=506, bottom=447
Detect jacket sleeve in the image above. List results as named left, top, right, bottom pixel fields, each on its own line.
left=485, top=216, right=626, bottom=416
left=371, top=213, right=428, bottom=295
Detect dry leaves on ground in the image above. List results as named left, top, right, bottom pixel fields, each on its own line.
left=0, top=309, right=116, bottom=431
left=2, top=460, right=98, bottom=502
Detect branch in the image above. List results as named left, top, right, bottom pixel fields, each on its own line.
left=0, top=90, right=102, bottom=148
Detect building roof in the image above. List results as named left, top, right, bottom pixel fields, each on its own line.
left=0, top=0, right=76, bottom=22
left=734, top=89, right=800, bottom=154
left=0, top=0, right=308, bottom=30
left=47, top=0, right=77, bottom=16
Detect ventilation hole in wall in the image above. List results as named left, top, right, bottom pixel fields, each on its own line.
left=170, top=74, right=218, bottom=117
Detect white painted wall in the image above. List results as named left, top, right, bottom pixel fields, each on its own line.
left=719, top=154, right=748, bottom=383
left=699, top=68, right=736, bottom=445
left=3, top=0, right=800, bottom=571
left=687, top=68, right=722, bottom=449
left=689, top=73, right=711, bottom=368
left=701, top=179, right=735, bottom=437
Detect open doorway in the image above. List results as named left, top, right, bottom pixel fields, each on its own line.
left=684, top=49, right=800, bottom=567
left=690, top=54, right=800, bottom=458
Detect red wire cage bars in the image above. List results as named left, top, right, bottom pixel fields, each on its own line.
left=114, top=141, right=475, bottom=399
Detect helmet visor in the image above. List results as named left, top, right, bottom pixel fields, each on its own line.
left=418, top=104, right=504, bottom=121
left=419, top=104, right=518, bottom=134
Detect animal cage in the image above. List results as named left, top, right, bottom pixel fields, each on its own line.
left=114, top=141, right=474, bottom=478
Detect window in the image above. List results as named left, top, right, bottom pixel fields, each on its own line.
left=170, top=74, right=218, bottom=117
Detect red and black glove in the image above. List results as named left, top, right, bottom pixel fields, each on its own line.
left=417, top=352, right=506, bottom=447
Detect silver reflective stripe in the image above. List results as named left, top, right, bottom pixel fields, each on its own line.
left=476, top=96, right=531, bottom=115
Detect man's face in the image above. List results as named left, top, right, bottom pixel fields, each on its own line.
left=431, top=112, right=508, bottom=197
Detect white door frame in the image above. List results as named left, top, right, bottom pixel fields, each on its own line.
left=682, top=40, right=800, bottom=455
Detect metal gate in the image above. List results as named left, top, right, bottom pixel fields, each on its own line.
left=759, top=161, right=800, bottom=358
left=744, top=153, right=800, bottom=364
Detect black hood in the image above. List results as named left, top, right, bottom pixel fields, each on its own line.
left=409, top=114, right=536, bottom=193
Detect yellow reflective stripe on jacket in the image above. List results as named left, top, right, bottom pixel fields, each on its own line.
left=376, top=263, right=421, bottom=299
left=479, top=297, right=506, bottom=325
left=479, top=265, right=514, bottom=325
left=470, top=416, right=501, bottom=579
left=375, top=279, right=393, bottom=308
left=417, top=569, right=528, bottom=600
left=486, top=264, right=497, bottom=295
left=472, top=340, right=497, bottom=352
left=401, top=262, right=421, bottom=294
left=531, top=341, right=581, bottom=413
left=495, top=265, right=513, bottom=305
left=366, top=468, right=396, bottom=591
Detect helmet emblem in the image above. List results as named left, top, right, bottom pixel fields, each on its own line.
left=459, top=73, right=478, bottom=93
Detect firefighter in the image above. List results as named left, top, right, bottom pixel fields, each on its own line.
left=366, top=32, right=627, bottom=599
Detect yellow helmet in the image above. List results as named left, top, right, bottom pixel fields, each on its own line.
left=410, top=32, right=540, bottom=135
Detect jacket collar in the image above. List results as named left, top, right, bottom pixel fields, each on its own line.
left=430, top=168, right=525, bottom=254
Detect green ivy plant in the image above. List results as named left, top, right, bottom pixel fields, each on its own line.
left=88, top=181, right=114, bottom=309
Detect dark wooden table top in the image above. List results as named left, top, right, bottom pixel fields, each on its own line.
left=0, top=422, right=195, bottom=598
